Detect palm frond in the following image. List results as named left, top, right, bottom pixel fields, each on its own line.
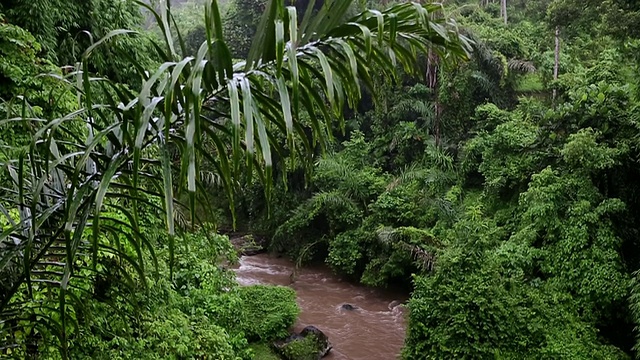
left=471, top=70, right=495, bottom=93
left=376, top=226, right=439, bottom=271
left=387, top=162, right=430, bottom=190
left=391, top=99, right=436, bottom=124
left=311, top=190, right=360, bottom=211
left=507, top=58, right=536, bottom=73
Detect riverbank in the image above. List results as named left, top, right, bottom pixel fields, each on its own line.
left=234, top=254, right=407, bottom=359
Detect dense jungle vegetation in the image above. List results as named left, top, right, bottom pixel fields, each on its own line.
left=1, top=0, right=640, bottom=358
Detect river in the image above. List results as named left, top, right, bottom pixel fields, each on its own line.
left=233, top=253, right=407, bottom=360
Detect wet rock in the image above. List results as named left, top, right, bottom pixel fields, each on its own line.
left=229, top=234, right=265, bottom=256
left=273, top=326, right=332, bottom=359
left=340, top=303, right=358, bottom=311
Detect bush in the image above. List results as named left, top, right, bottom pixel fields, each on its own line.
left=277, top=336, right=320, bottom=360
left=66, top=228, right=250, bottom=360
left=405, top=273, right=628, bottom=359
left=402, top=220, right=629, bottom=360
left=237, top=285, right=299, bottom=342
left=73, top=287, right=243, bottom=360
left=326, top=229, right=369, bottom=276
left=249, top=343, right=280, bottom=360
left=138, top=311, right=239, bottom=360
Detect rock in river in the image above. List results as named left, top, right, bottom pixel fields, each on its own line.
left=340, top=303, right=358, bottom=311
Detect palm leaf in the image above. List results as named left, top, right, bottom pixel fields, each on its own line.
left=507, top=58, right=536, bottom=73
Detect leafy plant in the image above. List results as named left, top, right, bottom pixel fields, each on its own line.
left=236, top=285, right=299, bottom=342
left=276, top=335, right=320, bottom=360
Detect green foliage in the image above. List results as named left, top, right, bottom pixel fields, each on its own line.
left=173, top=228, right=239, bottom=293
left=547, top=0, right=640, bottom=39
left=327, top=228, right=372, bottom=276
left=368, top=84, right=435, bottom=169
left=403, top=220, right=628, bottom=360
left=0, top=0, right=469, bottom=357
left=223, top=0, right=266, bottom=58
left=0, top=18, right=40, bottom=92
left=359, top=226, right=438, bottom=287
left=516, top=166, right=629, bottom=317
left=272, top=132, right=387, bottom=260
left=79, top=309, right=240, bottom=360
left=249, top=343, right=281, bottom=360
left=176, top=1, right=233, bottom=57
left=277, top=335, right=320, bottom=360
left=400, top=15, right=640, bottom=355
left=260, top=2, right=640, bottom=358
left=9, top=0, right=640, bottom=358
left=470, top=113, right=541, bottom=190
left=4, top=0, right=156, bottom=85
left=0, top=16, right=76, bottom=116
left=236, top=285, right=299, bottom=342
left=631, top=271, right=640, bottom=354
left=368, top=182, right=425, bottom=226
left=1, top=225, right=251, bottom=359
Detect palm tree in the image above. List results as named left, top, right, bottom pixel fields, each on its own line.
left=0, top=0, right=470, bottom=356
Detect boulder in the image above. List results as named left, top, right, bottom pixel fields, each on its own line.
left=273, top=326, right=332, bottom=360
left=340, top=303, right=358, bottom=311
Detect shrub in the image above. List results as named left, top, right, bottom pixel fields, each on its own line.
left=277, top=336, right=320, bottom=360
left=67, top=228, right=249, bottom=360
left=402, top=220, right=629, bottom=360
left=249, top=343, right=281, bottom=360
left=237, top=285, right=299, bottom=342
left=73, top=291, right=243, bottom=360
left=326, top=229, right=369, bottom=276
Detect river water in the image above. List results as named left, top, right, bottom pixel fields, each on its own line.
left=233, top=254, right=407, bottom=360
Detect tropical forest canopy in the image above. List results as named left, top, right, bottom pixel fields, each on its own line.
left=1, top=0, right=640, bottom=359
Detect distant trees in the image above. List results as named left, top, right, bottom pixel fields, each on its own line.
left=221, top=0, right=326, bottom=58
left=547, top=0, right=640, bottom=39
left=3, top=0, right=155, bottom=84
left=223, top=0, right=267, bottom=58
left=478, top=0, right=508, bottom=25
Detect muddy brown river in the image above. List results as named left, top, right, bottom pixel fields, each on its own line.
left=234, top=254, right=407, bottom=360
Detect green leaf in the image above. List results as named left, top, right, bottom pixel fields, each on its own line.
left=241, top=78, right=255, bottom=154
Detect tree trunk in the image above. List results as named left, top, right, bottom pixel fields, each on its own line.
left=426, top=47, right=441, bottom=146
left=501, top=0, right=507, bottom=25
left=553, top=26, right=560, bottom=103
left=425, top=0, right=443, bottom=146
